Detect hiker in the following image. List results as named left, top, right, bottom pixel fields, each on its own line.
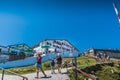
left=62, top=60, right=68, bottom=73
left=97, top=53, right=102, bottom=62
left=50, top=59, right=55, bottom=74
left=107, top=55, right=111, bottom=62
left=95, top=54, right=99, bottom=62
left=104, top=54, right=108, bottom=62
left=56, top=53, right=62, bottom=73
left=34, top=52, right=47, bottom=78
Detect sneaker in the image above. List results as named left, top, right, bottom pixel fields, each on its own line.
left=51, top=72, right=53, bottom=74
left=58, top=71, right=61, bottom=74
left=44, top=75, right=47, bottom=77
left=35, top=77, right=38, bottom=78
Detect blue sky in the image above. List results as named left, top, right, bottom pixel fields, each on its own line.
left=0, top=0, right=120, bottom=52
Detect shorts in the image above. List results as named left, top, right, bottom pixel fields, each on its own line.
left=57, top=61, right=62, bottom=65
left=51, top=66, right=55, bottom=69
left=35, top=63, right=42, bottom=68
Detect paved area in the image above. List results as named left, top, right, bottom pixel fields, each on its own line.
left=0, top=68, right=70, bottom=80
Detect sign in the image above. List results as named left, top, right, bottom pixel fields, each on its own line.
left=41, top=46, right=50, bottom=49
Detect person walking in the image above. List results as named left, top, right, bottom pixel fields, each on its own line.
left=50, top=59, right=55, bottom=74
left=63, top=60, right=68, bottom=73
left=34, top=52, right=47, bottom=78
left=56, top=53, right=62, bottom=73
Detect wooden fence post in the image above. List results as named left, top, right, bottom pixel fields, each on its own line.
left=1, top=69, right=5, bottom=80
left=74, top=57, right=78, bottom=80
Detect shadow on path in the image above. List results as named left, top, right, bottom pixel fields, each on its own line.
left=40, top=76, right=52, bottom=78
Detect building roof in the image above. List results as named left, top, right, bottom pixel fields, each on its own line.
left=0, top=45, right=7, bottom=48
left=32, top=39, right=80, bottom=52
left=8, top=44, right=32, bottom=49
left=89, top=48, right=120, bottom=53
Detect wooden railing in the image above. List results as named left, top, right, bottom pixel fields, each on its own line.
left=0, top=67, right=28, bottom=80
left=68, top=61, right=97, bottom=80
left=75, top=68, right=96, bottom=80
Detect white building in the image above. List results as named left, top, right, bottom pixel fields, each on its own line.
left=8, top=44, right=33, bottom=56
left=85, top=48, right=120, bottom=58
left=32, top=39, right=80, bottom=54
left=0, top=46, right=8, bottom=54
left=0, top=54, right=9, bottom=63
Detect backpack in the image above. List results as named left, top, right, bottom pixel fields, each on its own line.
left=57, top=56, right=62, bottom=64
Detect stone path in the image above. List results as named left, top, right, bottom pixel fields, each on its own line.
left=0, top=68, right=70, bottom=80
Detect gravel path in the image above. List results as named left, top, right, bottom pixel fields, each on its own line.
left=0, top=68, right=70, bottom=80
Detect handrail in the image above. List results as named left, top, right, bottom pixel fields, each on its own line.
left=68, top=62, right=96, bottom=80
left=0, top=67, right=28, bottom=80
left=75, top=68, right=96, bottom=80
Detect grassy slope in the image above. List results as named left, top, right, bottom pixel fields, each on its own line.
left=68, top=56, right=120, bottom=80
left=68, top=56, right=98, bottom=80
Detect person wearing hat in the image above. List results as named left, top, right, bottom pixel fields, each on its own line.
left=34, top=52, right=47, bottom=78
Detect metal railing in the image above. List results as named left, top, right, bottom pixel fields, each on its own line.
left=0, top=67, right=28, bottom=80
